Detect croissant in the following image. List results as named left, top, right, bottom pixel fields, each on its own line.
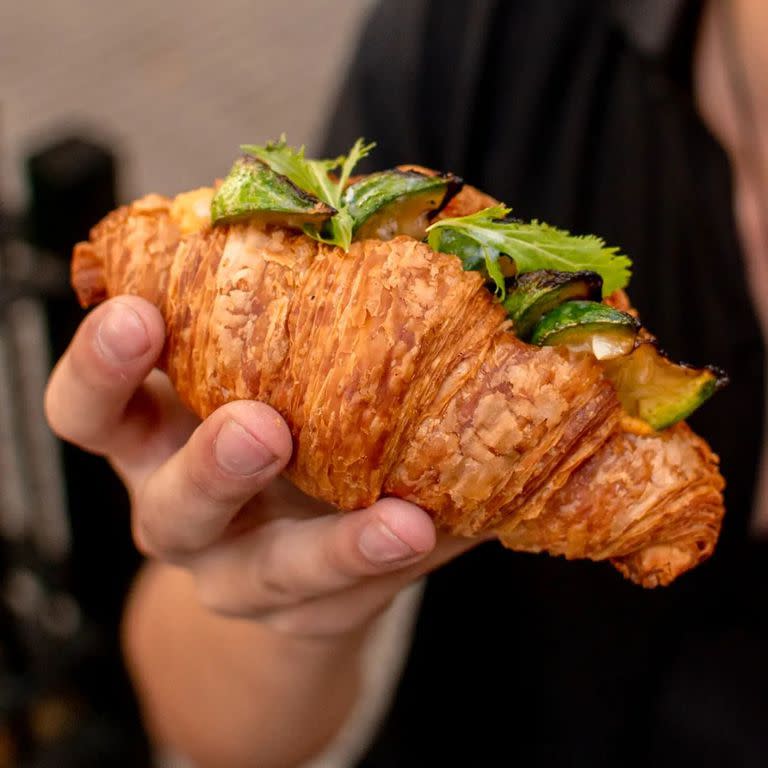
left=71, top=178, right=725, bottom=587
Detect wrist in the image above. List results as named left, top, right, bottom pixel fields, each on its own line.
left=124, top=561, right=371, bottom=767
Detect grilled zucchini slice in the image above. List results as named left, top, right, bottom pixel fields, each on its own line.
left=343, top=169, right=461, bottom=240
left=531, top=300, right=639, bottom=359
left=603, top=343, right=727, bottom=430
left=211, top=156, right=335, bottom=227
left=503, top=270, right=603, bottom=339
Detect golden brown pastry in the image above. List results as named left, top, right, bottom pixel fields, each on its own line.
left=71, top=182, right=725, bottom=588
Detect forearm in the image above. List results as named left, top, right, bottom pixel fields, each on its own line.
left=122, top=562, right=366, bottom=768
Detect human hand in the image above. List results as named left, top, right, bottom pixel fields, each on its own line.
left=45, top=296, right=479, bottom=638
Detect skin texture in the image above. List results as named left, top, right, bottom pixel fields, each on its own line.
left=41, top=2, right=767, bottom=762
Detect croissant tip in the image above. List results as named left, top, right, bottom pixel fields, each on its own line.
left=71, top=240, right=107, bottom=308
left=611, top=535, right=717, bottom=588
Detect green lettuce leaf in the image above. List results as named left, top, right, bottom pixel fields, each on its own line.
left=427, top=205, right=632, bottom=295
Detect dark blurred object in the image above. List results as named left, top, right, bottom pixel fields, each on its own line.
left=24, top=137, right=116, bottom=257
left=0, top=134, right=150, bottom=766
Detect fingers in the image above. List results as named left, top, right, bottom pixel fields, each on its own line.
left=45, top=296, right=166, bottom=454
left=185, top=497, right=437, bottom=618
left=134, top=400, right=293, bottom=558
left=259, top=532, right=478, bottom=637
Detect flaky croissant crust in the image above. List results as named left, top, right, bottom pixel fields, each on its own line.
left=72, top=185, right=725, bottom=587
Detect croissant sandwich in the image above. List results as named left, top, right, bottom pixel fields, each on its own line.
left=71, top=137, right=727, bottom=587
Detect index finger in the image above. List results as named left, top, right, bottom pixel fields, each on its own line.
left=133, top=399, right=293, bottom=559
left=45, top=296, right=166, bottom=455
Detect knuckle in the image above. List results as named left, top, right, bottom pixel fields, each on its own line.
left=185, top=460, right=237, bottom=507
left=69, top=323, right=109, bottom=384
left=324, top=539, right=358, bottom=579
left=44, top=377, right=87, bottom=447
left=256, top=573, right=296, bottom=607
left=188, top=555, right=251, bottom=618
left=44, top=360, right=116, bottom=455
left=130, top=512, right=172, bottom=560
left=323, top=522, right=368, bottom=581
left=131, top=506, right=193, bottom=562
left=252, top=553, right=300, bottom=610
left=131, top=510, right=171, bottom=560
left=194, top=572, right=275, bottom=621
left=246, top=520, right=307, bottom=610
left=131, top=516, right=153, bottom=557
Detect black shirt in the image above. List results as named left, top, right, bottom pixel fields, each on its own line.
left=322, top=2, right=768, bottom=765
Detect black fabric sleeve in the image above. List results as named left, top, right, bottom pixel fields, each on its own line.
left=319, top=0, right=500, bottom=172
left=318, top=0, right=431, bottom=169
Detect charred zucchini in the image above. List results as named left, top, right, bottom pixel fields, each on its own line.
left=531, top=300, right=639, bottom=359
left=343, top=169, right=461, bottom=240
left=211, top=156, right=336, bottom=228
left=603, top=343, right=727, bottom=430
left=503, top=270, right=603, bottom=339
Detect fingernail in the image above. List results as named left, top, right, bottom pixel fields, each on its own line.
left=97, top=304, right=151, bottom=362
left=359, top=520, right=418, bottom=565
left=214, top=419, right=277, bottom=476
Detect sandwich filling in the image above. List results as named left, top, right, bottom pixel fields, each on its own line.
left=202, top=137, right=727, bottom=432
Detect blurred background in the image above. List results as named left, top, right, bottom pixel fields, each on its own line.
left=1, top=0, right=372, bottom=207
left=0, top=2, right=371, bottom=765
